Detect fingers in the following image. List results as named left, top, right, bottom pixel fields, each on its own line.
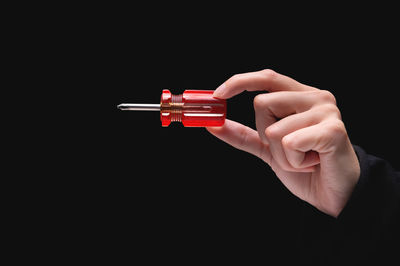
left=253, top=90, right=334, bottom=119
left=213, top=69, right=315, bottom=99
left=282, top=119, right=348, bottom=155
left=206, top=119, right=272, bottom=164
left=253, top=91, right=340, bottom=172
left=265, top=109, right=330, bottom=169
left=210, top=69, right=343, bottom=174
left=278, top=119, right=348, bottom=170
left=253, top=90, right=336, bottom=144
left=253, top=89, right=338, bottom=137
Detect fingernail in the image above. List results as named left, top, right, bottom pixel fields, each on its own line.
left=213, top=83, right=226, bottom=98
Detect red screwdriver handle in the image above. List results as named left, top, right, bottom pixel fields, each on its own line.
left=160, top=89, right=227, bottom=127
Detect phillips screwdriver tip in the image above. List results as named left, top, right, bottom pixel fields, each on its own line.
left=117, top=103, right=161, bottom=111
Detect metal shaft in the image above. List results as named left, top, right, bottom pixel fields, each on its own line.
left=117, top=103, right=160, bottom=111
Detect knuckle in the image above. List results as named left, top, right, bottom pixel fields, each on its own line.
left=330, top=105, right=341, bottom=119
left=253, top=94, right=265, bottom=111
left=265, top=125, right=281, bottom=140
left=318, top=103, right=341, bottom=119
left=326, top=119, right=347, bottom=139
left=238, top=126, right=250, bottom=148
left=260, top=69, right=277, bottom=80
left=314, top=119, right=348, bottom=152
left=318, top=90, right=337, bottom=104
left=282, top=135, right=295, bottom=150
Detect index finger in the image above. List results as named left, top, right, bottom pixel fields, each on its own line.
left=213, top=69, right=316, bottom=99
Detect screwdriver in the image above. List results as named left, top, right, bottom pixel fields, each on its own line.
left=118, top=89, right=227, bottom=127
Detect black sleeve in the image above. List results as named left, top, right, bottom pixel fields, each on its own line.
left=295, top=145, right=400, bottom=265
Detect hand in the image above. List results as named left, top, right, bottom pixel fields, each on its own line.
left=207, top=69, right=360, bottom=217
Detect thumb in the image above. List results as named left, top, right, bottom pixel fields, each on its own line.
left=206, top=119, right=271, bottom=164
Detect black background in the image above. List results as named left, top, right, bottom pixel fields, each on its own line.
left=33, top=3, right=399, bottom=263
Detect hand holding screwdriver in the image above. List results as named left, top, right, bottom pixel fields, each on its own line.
left=207, top=69, right=361, bottom=218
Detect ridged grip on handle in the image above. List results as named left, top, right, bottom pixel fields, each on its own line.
left=160, top=89, right=226, bottom=127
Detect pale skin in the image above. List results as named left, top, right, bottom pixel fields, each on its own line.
left=207, top=69, right=361, bottom=218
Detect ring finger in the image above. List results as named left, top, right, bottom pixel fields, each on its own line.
left=264, top=107, right=330, bottom=172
